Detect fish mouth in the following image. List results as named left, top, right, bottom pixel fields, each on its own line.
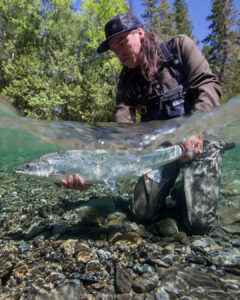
left=15, top=168, right=33, bottom=176
left=15, top=165, right=27, bottom=175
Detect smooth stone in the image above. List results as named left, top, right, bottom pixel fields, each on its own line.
left=190, top=263, right=202, bottom=270
left=221, top=224, right=240, bottom=234
left=127, top=222, right=139, bottom=232
left=52, top=222, right=67, bottom=236
left=157, top=218, right=178, bottom=236
left=115, top=232, right=142, bottom=247
left=85, top=260, right=102, bottom=274
left=91, top=282, right=106, bottom=290
left=137, top=226, right=154, bottom=239
left=191, top=238, right=209, bottom=248
left=219, top=241, right=232, bottom=248
left=46, top=272, right=66, bottom=283
left=85, top=260, right=109, bottom=281
left=229, top=239, right=240, bottom=247
left=116, top=294, right=132, bottom=300
left=162, top=243, right=175, bottom=255
left=161, top=255, right=173, bottom=265
left=75, top=242, right=92, bottom=264
left=186, top=255, right=207, bottom=265
left=209, top=243, right=222, bottom=251
left=155, top=290, right=170, bottom=300
left=60, top=240, right=77, bottom=256
left=19, top=242, right=31, bottom=252
left=108, top=231, right=123, bottom=244
left=133, top=263, right=155, bottom=275
left=147, top=258, right=170, bottom=268
left=132, top=294, right=144, bottom=300
left=26, top=222, right=44, bottom=239
left=132, top=272, right=158, bottom=293
left=107, top=212, right=126, bottom=221
left=172, top=232, right=190, bottom=245
left=217, top=206, right=240, bottom=225
left=115, top=267, right=132, bottom=293
left=104, top=215, right=125, bottom=229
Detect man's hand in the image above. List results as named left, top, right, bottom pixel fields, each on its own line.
left=180, top=133, right=204, bottom=162
left=61, top=173, right=92, bottom=190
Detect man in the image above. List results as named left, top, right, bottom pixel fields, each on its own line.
left=63, top=14, right=223, bottom=235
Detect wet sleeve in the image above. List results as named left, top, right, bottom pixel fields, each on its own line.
left=174, top=35, right=221, bottom=112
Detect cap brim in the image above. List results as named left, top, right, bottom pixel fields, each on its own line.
left=97, top=39, right=110, bottom=54
left=97, top=28, right=139, bottom=54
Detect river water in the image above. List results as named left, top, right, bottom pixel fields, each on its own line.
left=0, top=96, right=240, bottom=299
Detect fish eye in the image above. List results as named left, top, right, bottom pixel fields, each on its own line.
left=26, top=164, right=30, bottom=169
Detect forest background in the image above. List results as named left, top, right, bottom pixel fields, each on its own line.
left=0, top=0, right=239, bottom=122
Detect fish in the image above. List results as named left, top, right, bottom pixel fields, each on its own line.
left=15, top=145, right=183, bottom=189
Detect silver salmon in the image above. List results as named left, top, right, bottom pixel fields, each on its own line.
left=15, top=145, right=183, bottom=188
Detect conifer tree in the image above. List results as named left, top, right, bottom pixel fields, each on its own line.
left=172, top=0, right=193, bottom=38
left=141, top=0, right=158, bottom=31
left=203, top=0, right=239, bottom=101
left=154, top=0, right=176, bottom=39
left=142, top=0, right=176, bottom=39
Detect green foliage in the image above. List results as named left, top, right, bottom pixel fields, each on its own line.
left=77, top=0, right=128, bottom=122
left=203, top=0, right=240, bottom=101
left=0, top=0, right=128, bottom=121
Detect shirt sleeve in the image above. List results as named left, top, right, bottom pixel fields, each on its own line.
left=115, top=70, right=136, bottom=123
left=169, top=34, right=221, bottom=112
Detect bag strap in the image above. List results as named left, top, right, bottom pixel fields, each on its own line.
left=158, top=41, right=186, bottom=84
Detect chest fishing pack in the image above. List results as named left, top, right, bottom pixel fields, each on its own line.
left=126, top=41, right=191, bottom=121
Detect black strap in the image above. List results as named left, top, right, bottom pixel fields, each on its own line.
left=158, top=42, right=186, bottom=84
left=158, top=41, right=174, bottom=61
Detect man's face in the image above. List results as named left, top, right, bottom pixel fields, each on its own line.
left=109, top=28, right=144, bottom=69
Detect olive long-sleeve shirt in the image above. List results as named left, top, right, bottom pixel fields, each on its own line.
left=115, top=34, right=221, bottom=123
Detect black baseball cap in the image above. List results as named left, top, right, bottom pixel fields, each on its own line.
left=97, top=13, right=144, bottom=54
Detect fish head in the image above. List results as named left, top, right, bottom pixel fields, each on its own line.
left=16, top=157, right=53, bottom=179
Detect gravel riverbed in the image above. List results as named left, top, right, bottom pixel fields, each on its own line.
left=0, top=160, right=240, bottom=300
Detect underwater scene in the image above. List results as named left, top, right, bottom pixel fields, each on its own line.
left=0, top=97, right=240, bottom=299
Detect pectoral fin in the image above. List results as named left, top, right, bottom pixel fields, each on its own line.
left=104, top=179, right=117, bottom=191
left=146, top=169, right=162, bottom=183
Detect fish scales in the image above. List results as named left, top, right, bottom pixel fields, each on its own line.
left=16, top=145, right=183, bottom=184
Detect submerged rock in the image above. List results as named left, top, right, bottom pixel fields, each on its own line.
left=24, top=279, right=84, bottom=300
left=115, top=267, right=132, bottom=293
left=160, top=265, right=228, bottom=299
left=157, top=218, right=178, bottom=236
left=217, top=205, right=240, bottom=225
left=208, top=247, right=240, bottom=267
left=132, top=272, right=158, bottom=293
